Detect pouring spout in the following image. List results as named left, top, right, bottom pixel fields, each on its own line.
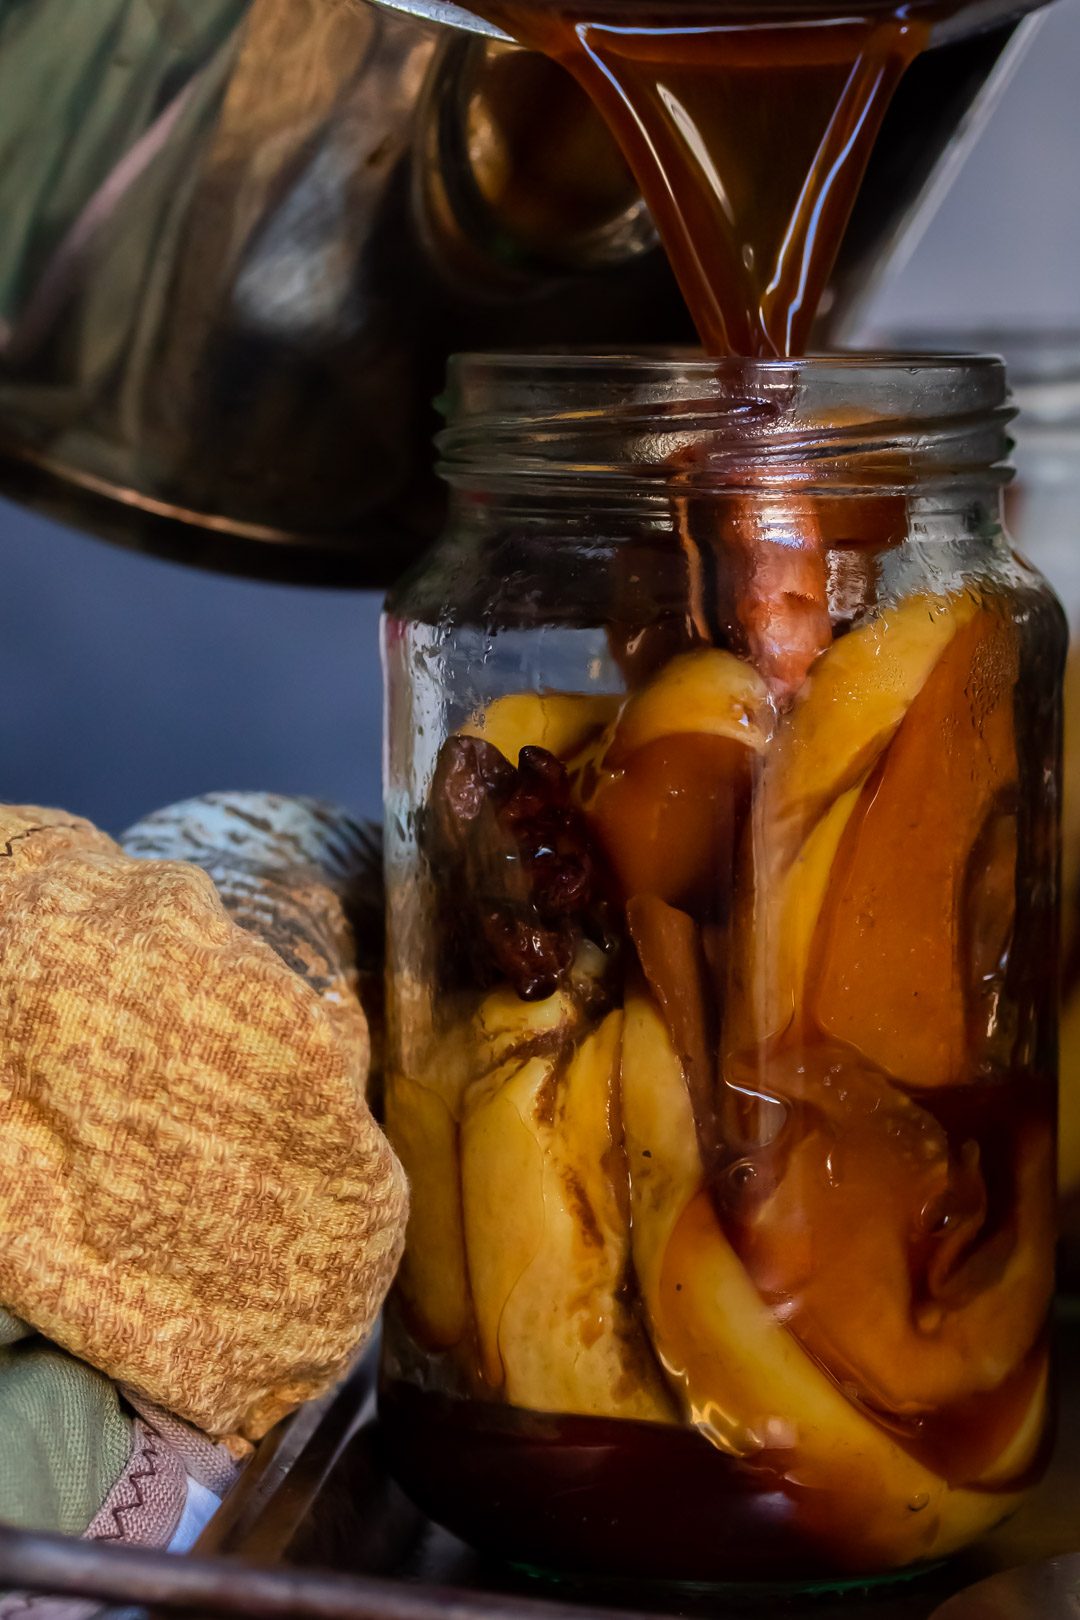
left=354, top=0, right=511, bottom=37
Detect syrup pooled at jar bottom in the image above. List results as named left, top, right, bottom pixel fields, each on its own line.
left=381, top=583, right=1058, bottom=1583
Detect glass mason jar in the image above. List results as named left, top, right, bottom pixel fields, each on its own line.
left=380, top=353, right=1063, bottom=1587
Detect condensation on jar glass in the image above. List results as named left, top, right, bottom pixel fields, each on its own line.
left=379, top=352, right=1064, bottom=1586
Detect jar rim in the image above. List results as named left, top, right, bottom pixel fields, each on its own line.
left=438, top=349, right=1013, bottom=497
left=873, top=327, right=1080, bottom=378
left=872, top=327, right=1080, bottom=429
left=444, top=347, right=1006, bottom=388
left=448, top=346, right=1003, bottom=366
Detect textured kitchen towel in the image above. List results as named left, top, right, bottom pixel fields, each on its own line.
left=121, top=791, right=384, bottom=1068
left=0, top=802, right=407, bottom=1442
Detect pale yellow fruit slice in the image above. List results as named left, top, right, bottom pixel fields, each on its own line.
left=763, top=591, right=975, bottom=866
left=461, top=1014, right=673, bottom=1422
left=973, top=1354, right=1049, bottom=1489
left=384, top=1073, right=469, bottom=1349
left=461, top=1054, right=551, bottom=1388
left=386, top=980, right=589, bottom=1351
left=605, top=647, right=772, bottom=765
left=460, top=692, right=619, bottom=765
left=400, top=980, right=585, bottom=1124
left=474, top=982, right=583, bottom=1070
left=729, top=780, right=864, bottom=1051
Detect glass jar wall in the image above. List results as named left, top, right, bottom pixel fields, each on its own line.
left=380, top=353, right=1063, bottom=1586
left=877, top=328, right=1080, bottom=1271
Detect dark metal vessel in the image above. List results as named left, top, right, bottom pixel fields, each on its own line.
left=0, top=0, right=1050, bottom=583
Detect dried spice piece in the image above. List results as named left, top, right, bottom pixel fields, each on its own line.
left=427, top=736, right=612, bottom=1000
left=672, top=477, right=831, bottom=703
left=627, top=896, right=720, bottom=1170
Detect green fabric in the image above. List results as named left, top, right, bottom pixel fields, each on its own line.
left=0, top=1338, right=133, bottom=1535
left=0, top=1309, right=30, bottom=1348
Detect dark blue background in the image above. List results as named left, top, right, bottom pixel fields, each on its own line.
left=0, top=495, right=385, bottom=835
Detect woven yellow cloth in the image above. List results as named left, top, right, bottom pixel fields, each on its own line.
left=0, top=805, right=407, bottom=1442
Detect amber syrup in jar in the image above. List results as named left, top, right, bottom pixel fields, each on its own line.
left=380, top=352, right=1063, bottom=1586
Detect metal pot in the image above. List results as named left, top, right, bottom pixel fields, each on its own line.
left=0, top=0, right=1048, bottom=584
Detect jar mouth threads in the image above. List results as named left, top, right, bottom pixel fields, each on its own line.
left=876, top=326, right=1080, bottom=446
left=437, top=350, right=1015, bottom=496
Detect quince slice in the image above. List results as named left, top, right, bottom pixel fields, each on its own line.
left=729, top=1047, right=1053, bottom=1417
left=973, top=1352, right=1049, bottom=1489
left=459, top=691, right=619, bottom=765
left=809, top=605, right=1020, bottom=1085
left=384, top=1074, right=469, bottom=1350
left=604, top=648, right=772, bottom=767
left=461, top=1012, right=673, bottom=1421
left=729, top=592, right=974, bottom=1050
left=620, top=995, right=1029, bottom=1569
left=728, top=781, right=863, bottom=1051
left=474, top=980, right=585, bottom=1070
left=385, top=976, right=591, bottom=1351
left=575, top=650, right=770, bottom=909
left=760, top=591, right=974, bottom=868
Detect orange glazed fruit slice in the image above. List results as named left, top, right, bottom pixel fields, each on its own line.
left=808, top=605, right=1020, bottom=1088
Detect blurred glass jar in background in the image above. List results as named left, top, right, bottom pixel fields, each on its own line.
left=380, top=352, right=1062, bottom=1585
left=999, top=335, right=1080, bottom=1272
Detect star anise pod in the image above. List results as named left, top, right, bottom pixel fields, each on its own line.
left=426, top=735, right=612, bottom=999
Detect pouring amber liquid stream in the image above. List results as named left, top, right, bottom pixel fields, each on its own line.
left=473, top=1, right=926, bottom=358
